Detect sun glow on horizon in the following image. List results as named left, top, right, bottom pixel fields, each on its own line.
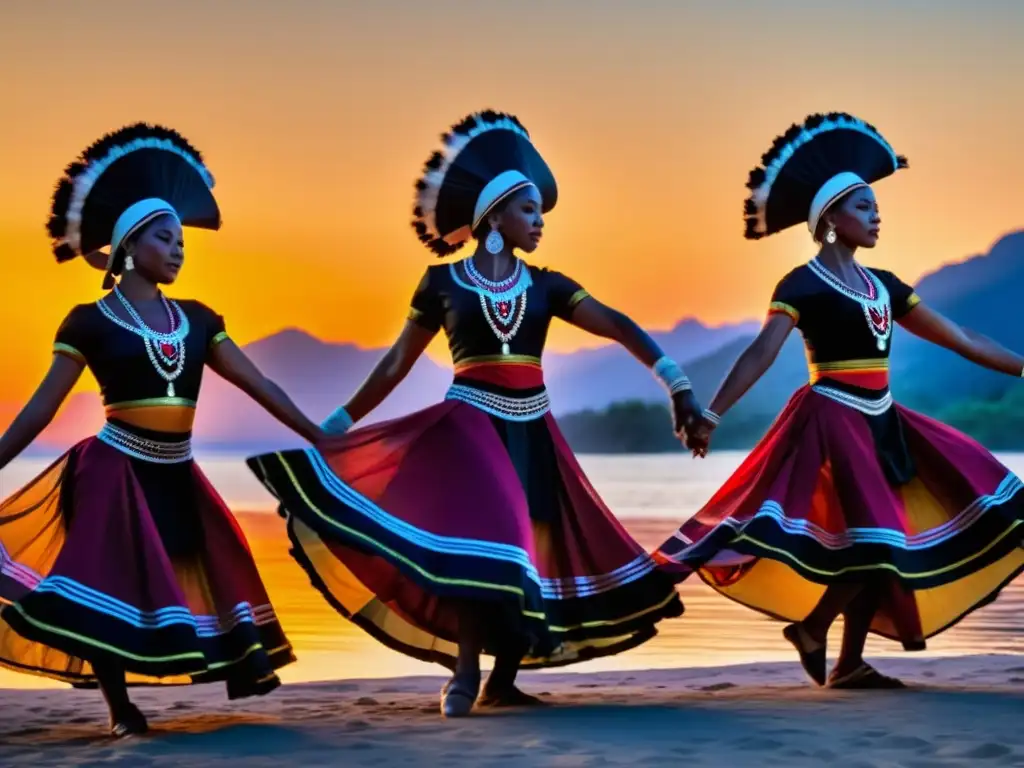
left=0, top=2, right=1022, bottom=402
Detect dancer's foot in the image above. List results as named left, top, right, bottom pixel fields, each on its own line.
left=827, top=663, right=906, bottom=690
left=783, top=622, right=827, bottom=686
left=441, top=672, right=481, bottom=718
left=109, top=703, right=149, bottom=739
left=477, top=685, right=549, bottom=708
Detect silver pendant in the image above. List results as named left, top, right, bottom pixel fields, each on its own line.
left=877, top=338, right=886, bottom=351
left=167, top=381, right=175, bottom=397
left=501, top=343, right=510, bottom=355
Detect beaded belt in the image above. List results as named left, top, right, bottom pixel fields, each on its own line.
left=97, top=421, right=193, bottom=464
left=445, top=383, right=551, bottom=421
left=811, top=384, right=893, bottom=416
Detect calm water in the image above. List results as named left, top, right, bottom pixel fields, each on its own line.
left=2, top=452, right=1023, bottom=689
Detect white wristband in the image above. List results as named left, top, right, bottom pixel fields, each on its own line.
left=702, top=408, right=721, bottom=426
left=653, top=356, right=692, bottom=394
left=322, top=405, right=354, bottom=435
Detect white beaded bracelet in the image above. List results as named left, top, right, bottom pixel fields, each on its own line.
left=669, top=377, right=693, bottom=394
left=322, top=405, right=354, bottom=435
left=702, top=408, right=721, bottom=426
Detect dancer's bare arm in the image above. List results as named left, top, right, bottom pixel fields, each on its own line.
left=687, top=314, right=795, bottom=456
left=899, top=304, right=1024, bottom=376
left=0, top=356, right=83, bottom=470
left=568, top=297, right=702, bottom=433
left=568, top=297, right=668, bottom=367
left=340, top=322, right=436, bottom=423
left=208, top=340, right=325, bottom=444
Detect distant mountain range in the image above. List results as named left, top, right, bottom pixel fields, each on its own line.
left=11, top=229, right=1024, bottom=453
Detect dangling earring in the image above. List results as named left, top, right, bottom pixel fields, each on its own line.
left=124, top=252, right=135, bottom=271
left=825, top=226, right=837, bottom=245
left=485, top=227, right=504, bottom=255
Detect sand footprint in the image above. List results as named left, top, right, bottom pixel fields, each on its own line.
left=699, top=682, right=736, bottom=692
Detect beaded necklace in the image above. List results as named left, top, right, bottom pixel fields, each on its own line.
left=808, top=258, right=892, bottom=351
left=461, top=257, right=530, bottom=356
left=97, top=286, right=190, bottom=396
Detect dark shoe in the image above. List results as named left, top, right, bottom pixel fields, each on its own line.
left=441, top=673, right=481, bottom=718
left=828, top=663, right=906, bottom=690
left=109, top=704, right=149, bottom=739
left=477, top=685, right=549, bottom=708
left=783, top=623, right=827, bottom=686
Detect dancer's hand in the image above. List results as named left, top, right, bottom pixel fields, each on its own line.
left=684, top=416, right=716, bottom=458
left=671, top=390, right=702, bottom=437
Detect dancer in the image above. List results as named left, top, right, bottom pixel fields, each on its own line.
left=247, top=110, right=696, bottom=717
left=0, top=124, right=323, bottom=736
left=657, top=112, right=1024, bottom=689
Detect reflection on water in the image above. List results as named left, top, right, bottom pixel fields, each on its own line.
left=1, top=452, right=1022, bottom=690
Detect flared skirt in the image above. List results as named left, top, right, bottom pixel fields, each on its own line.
left=0, top=437, right=294, bottom=697
left=654, top=386, right=1024, bottom=650
left=247, top=401, right=683, bottom=670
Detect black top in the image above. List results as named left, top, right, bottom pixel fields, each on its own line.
left=408, top=261, right=588, bottom=363
left=770, top=263, right=919, bottom=365
left=772, top=263, right=922, bottom=486
left=53, top=299, right=226, bottom=406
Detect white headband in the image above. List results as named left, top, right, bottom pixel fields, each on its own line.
left=808, top=172, right=868, bottom=237
left=107, top=198, right=180, bottom=268
left=472, top=170, right=536, bottom=231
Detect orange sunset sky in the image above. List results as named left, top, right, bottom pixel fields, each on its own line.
left=1, top=1, right=1022, bottom=405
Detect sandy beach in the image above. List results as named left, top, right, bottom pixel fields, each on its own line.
left=3, top=654, right=1024, bottom=766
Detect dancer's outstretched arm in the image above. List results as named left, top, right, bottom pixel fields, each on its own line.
left=567, top=296, right=702, bottom=434
left=326, top=321, right=436, bottom=431
left=208, top=340, right=325, bottom=444
left=686, top=313, right=795, bottom=456
left=568, top=297, right=667, bottom=365
left=898, top=304, right=1024, bottom=376
left=0, top=355, right=83, bottom=471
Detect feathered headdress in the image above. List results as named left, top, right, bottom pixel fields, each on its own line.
left=743, top=112, right=907, bottom=240
left=410, top=109, right=557, bottom=256
left=47, top=123, right=221, bottom=286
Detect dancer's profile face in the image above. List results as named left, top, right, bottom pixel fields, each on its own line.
left=130, top=215, right=185, bottom=284
left=830, top=187, right=881, bottom=249
left=494, top=186, right=544, bottom=254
